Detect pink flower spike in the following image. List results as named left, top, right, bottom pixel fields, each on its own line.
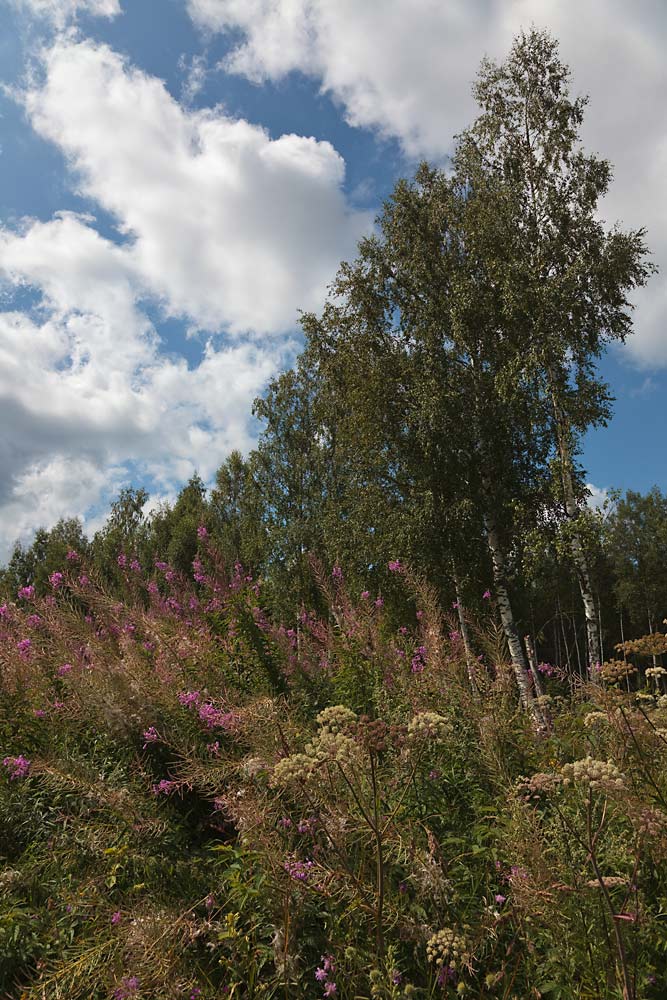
left=111, top=911, right=122, bottom=925
left=483, top=589, right=491, bottom=599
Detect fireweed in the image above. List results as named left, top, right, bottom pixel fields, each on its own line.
left=0, top=541, right=667, bottom=997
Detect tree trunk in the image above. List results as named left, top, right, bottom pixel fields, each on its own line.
left=524, top=633, right=545, bottom=698
left=453, top=570, right=479, bottom=695
left=550, top=384, right=601, bottom=674
left=483, top=509, right=545, bottom=732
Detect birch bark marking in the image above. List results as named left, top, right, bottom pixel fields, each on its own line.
left=453, top=570, right=479, bottom=695
left=550, top=382, right=602, bottom=675
left=483, top=505, right=544, bottom=732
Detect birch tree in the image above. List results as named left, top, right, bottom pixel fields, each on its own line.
left=459, top=29, right=654, bottom=672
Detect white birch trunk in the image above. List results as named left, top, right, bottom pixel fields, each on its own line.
left=453, top=571, right=479, bottom=695
left=483, top=511, right=545, bottom=732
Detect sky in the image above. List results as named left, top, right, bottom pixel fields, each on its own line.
left=0, top=0, right=665, bottom=559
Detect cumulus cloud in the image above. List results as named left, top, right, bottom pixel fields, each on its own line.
left=0, top=35, right=373, bottom=557
left=586, top=483, right=609, bottom=512
left=0, top=212, right=284, bottom=557
left=22, top=38, right=371, bottom=336
left=11, top=0, right=121, bottom=26
left=188, top=0, right=667, bottom=365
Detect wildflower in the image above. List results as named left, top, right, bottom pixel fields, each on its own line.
left=416, top=610, right=424, bottom=620
left=307, top=730, right=360, bottom=768
left=561, top=756, right=626, bottom=792
left=361, top=590, right=370, bottom=599
left=142, top=726, right=159, bottom=748
left=452, top=600, right=460, bottom=609
left=316, top=704, right=357, bottom=734
left=18, top=585, right=35, bottom=600
left=152, top=779, right=179, bottom=795
left=482, top=589, right=491, bottom=599
left=3, top=755, right=31, bottom=780
left=494, top=894, right=506, bottom=905
left=207, top=741, right=221, bottom=756
left=0, top=603, right=7, bottom=617
left=197, top=524, right=208, bottom=538
left=117, top=554, right=127, bottom=568
left=284, top=857, right=315, bottom=882
left=374, top=596, right=384, bottom=609
left=111, top=911, right=122, bottom=925
left=178, top=690, right=201, bottom=708
left=129, top=559, right=141, bottom=572
left=198, top=702, right=235, bottom=730
left=427, top=928, right=469, bottom=969
left=33, top=709, right=46, bottom=718
left=388, top=559, right=403, bottom=573
left=113, top=976, right=140, bottom=1000
left=155, top=560, right=169, bottom=571
left=411, top=645, right=427, bottom=673
left=323, top=984, right=337, bottom=997
left=17, top=638, right=32, bottom=658
left=315, top=968, right=328, bottom=983
left=27, top=614, right=42, bottom=627
left=205, top=894, right=215, bottom=912
left=278, top=817, right=292, bottom=829
left=272, top=754, right=315, bottom=787
left=57, top=663, right=73, bottom=677
left=407, top=711, right=452, bottom=745
left=332, top=564, right=343, bottom=580
left=66, top=550, right=79, bottom=561
left=78, top=574, right=90, bottom=587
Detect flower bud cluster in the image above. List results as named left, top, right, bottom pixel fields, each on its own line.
left=426, top=928, right=468, bottom=969
left=271, top=753, right=315, bottom=787
left=517, top=771, right=561, bottom=802
left=646, top=666, right=667, bottom=679
left=306, top=730, right=360, bottom=768
left=561, top=756, right=626, bottom=792
left=583, top=711, right=608, bottom=729
left=634, top=805, right=667, bottom=839
left=599, top=660, right=636, bottom=685
left=316, top=705, right=357, bottom=734
left=406, top=712, right=452, bottom=746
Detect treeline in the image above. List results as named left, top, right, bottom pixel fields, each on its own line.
left=1, top=30, right=661, bottom=713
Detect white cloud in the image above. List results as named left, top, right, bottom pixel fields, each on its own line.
left=0, top=35, right=373, bottom=557
left=0, top=213, right=284, bottom=559
left=23, top=38, right=371, bottom=336
left=188, top=0, right=667, bottom=366
left=586, top=483, right=609, bottom=512
left=11, top=0, right=121, bottom=26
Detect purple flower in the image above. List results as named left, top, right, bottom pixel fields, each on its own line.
left=374, top=596, right=384, bottom=609
left=18, top=585, right=35, bottom=600
left=437, top=966, right=456, bottom=986
left=113, top=976, right=140, bottom=1000
left=117, top=554, right=127, bottom=568
left=142, top=726, right=159, bottom=748
left=66, top=550, right=79, bottom=561
left=27, top=614, right=42, bottom=627
left=78, top=574, right=90, bottom=587
left=33, top=709, right=46, bottom=718
left=3, top=755, right=31, bottom=780
left=483, top=589, right=491, bottom=599
left=197, top=524, right=208, bottom=539
left=360, top=590, right=370, bottom=599
left=178, top=690, right=201, bottom=708
left=388, top=559, right=403, bottom=573
left=452, top=600, right=460, bottom=609
left=57, top=663, right=73, bottom=677
left=152, top=779, right=178, bottom=795
left=17, top=638, right=32, bottom=659
left=332, top=565, right=343, bottom=580
left=284, top=858, right=314, bottom=882
left=111, top=911, right=122, bottom=925
left=315, top=968, right=328, bottom=983
left=0, top=603, right=8, bottom=617
left=130, top=559, right=141, bottom=573
left=278, top=817, right=292, bottom=829
left=324, top=983, right=337, bottom=997
left=411, top=645, right=427, bottom=674
left=495, top=894, right=506, bottom=905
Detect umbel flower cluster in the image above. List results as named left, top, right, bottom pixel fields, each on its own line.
left=599, top=660, right=637, bottom=685
left=561, top=756, right=626, bottom=792
left=426, top=927, right=470, bottom=969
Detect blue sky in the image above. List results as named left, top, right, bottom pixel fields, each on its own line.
left=0, top=0, right=664, bottom=557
